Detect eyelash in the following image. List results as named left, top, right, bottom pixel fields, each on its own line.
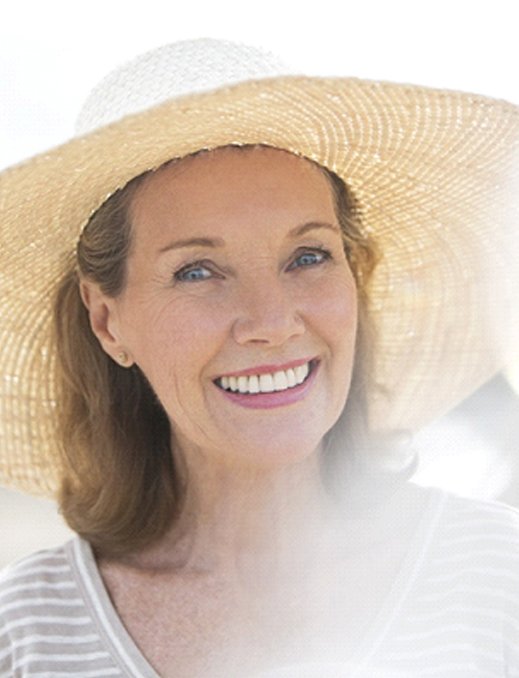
left=287, top=248, right=332, bottom=271
left=173, top=248, right=333, bottom=283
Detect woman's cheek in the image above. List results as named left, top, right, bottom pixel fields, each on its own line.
left=301, top=268, right=357, bottom=330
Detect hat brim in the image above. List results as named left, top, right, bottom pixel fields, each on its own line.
left=1, top=75, right=519, bottom=496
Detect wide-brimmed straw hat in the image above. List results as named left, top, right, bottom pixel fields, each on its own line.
left=1, top=38, right=518, bottom=497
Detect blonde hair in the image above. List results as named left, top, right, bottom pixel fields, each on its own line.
left=52, top=146, right=379, bottom=557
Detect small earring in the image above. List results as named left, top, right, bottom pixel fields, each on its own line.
left=117, top=350, right=130, bottom=366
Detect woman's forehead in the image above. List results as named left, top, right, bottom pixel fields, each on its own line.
left=128, top=146, right=338, bottom=245
left=135, top=145, right=330, bottom=196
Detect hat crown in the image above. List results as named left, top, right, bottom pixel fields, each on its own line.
left=75, top=38, right=293, bottom=135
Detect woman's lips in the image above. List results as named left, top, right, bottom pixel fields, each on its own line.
left=214, top=360, right=319, bottom=409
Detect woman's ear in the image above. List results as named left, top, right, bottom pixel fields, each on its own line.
left=79, top=279, right=134, bottom=367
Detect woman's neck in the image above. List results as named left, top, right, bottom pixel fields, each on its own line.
left=123, top=440, right=343, bottom=586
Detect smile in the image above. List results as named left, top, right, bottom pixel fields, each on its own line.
left=215, top=360, right=317, bottom=395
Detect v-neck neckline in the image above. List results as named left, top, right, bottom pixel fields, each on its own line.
left=66, top=485, right=447, bottom=677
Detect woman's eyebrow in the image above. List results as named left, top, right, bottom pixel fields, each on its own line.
left=288, top=221, right=341, bottom=238
left=158, top=236, right=225, bottom=254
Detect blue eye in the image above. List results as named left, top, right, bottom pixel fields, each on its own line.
left=289, top=249, right=331, bottom=270
left=174, top=262, right=213, bottom=282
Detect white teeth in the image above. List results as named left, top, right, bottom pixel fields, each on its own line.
left=295, top=363, right=309, bottom=383
left=218, top=361, right=313, bottom=395
left=248, top=375, right=260, bottom=394
left=259, top=373, right=275, bottom=393
left=273, top=370, right=289, bottom=391
left=286, top=369, right=296, bottom=388
left=237, top=376, right=248, bottom=393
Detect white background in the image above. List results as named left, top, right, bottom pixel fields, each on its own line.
left=1, top=0, right=519, bottom=564
left=2, top=0, right=519, bottom=170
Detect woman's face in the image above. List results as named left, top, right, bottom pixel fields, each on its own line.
left=104, top=147, right=358, bottom=467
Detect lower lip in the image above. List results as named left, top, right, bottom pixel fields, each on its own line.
left=215, top=363, right=319, bottom=409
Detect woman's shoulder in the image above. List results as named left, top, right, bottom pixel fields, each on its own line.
left=0, top=540, right=80, bottom=631
left=376, top=486, right=519, bottom=669
left=0, top=540, right=74, bottom=593
left=407, top=483, right=519, bottom=554
left=415, top=486, right=519, bottom=601
left=0, top=539, right=123, bottom=677
left=373, top=481, right=519, bottom=547
left=434, top=487, right=519, bottom=541
left=0, top=538, right=89, bottom=632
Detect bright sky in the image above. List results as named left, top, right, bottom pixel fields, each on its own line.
left=2, top=0, right=518, bottom=169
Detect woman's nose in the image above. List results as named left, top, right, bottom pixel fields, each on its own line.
left=231, top=279, right=305, bottom=346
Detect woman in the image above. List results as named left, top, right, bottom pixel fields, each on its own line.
left=1, top=39, right=519, bottom=677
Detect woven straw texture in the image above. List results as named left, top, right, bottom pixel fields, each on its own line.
left=1, top=44, right=519, bottom=497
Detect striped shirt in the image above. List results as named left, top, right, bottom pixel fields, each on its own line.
left=1, top=487, right=519, bottom=677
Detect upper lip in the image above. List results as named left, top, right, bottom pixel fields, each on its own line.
left=216, top=357, right=317, bottom=379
